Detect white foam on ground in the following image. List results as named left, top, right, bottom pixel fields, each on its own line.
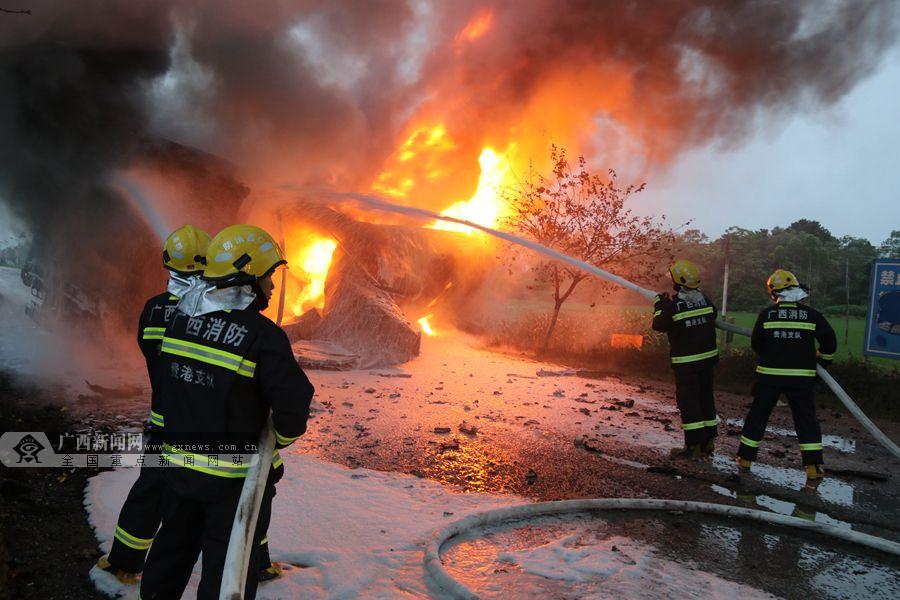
left=85, top=453, right=520, bottom=598
left=86, top=453, right=783, bottom=599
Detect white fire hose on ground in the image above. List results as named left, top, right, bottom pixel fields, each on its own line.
left=424, top=498, right=900, bottom=600
left=219, top=419, right=276, bottom=600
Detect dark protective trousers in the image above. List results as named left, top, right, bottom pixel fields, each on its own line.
left=139, top=478, right=276, bottom=600
left=107, top=465, right=166, bottom=572
left=738, top=380, right=824, bottom=465
left=673, top=367, right=718, bottom=446
left=107, top=435, right=167, bottom=572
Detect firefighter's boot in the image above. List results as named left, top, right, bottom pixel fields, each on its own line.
left=96, top=555, right=140, bottom=585
left=258, top=561, right=283, bottom=583
left=737, top=457, right=752, bottom=472
left=805, top=464, right=825, bottom=481
left=701, top=438, right=716, bottom=456
left=669, top=444, right=702, bottom=459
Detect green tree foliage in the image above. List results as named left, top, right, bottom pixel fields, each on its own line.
left=670, top=220, right=879, bottom=312
left=504, top=146, right=673, bottom=353
left=785, top=218, right=836, bottom=242
left=879, top=230, right=900, bottom=258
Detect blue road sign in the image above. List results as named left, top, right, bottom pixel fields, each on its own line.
left=864, top=259, right=900, bottom=359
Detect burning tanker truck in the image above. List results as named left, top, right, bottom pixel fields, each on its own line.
left=275, top=202, right=497, bottom=369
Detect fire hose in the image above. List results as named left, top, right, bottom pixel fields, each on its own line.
left=424, top=498, right=900, bottom=600
left=219, top=419, right=275, bottom=600
left=217, top=192, right=899, bottom=596
left=716, top=319, right=900, bottom=460
left=336, top=191, right=900, bottom=461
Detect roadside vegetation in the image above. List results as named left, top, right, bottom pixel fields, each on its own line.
left=486, top=147, right=900, bottom=419
left=478, top=299, right=900, bottom=420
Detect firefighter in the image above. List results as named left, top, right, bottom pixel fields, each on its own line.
left=139, top=224, right=314, bottom=600
left=652, top=259, right=720, bottom=458
left=97, top=224, right=210, bottom=583
left=737, top=269, right=837, bottom=481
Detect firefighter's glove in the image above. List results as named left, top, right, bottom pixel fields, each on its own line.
left=816, top=356, right=832, bottom=368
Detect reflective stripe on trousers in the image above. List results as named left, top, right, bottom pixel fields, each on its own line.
left=671, top=348, right=719, bottom=364
left=755, top=366, right=816, bottom=377
left=114, top=525, right=153, bottom=550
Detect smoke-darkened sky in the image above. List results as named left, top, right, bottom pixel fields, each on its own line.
left=0, top=0, right=898, bottom=247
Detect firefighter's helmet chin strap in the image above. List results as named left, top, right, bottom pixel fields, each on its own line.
left=775, top=286, right=809, bottom=303
left=249, top=280, right=269, bottom=312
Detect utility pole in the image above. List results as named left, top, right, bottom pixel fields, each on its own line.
left=275, top=209, right=286, bottom=327
left=721, top=235, right=731, bottom=351
left=844, top=256, right=850, bottom=345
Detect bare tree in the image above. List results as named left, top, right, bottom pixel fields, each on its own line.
left=504, top=146, right=673, bottom=353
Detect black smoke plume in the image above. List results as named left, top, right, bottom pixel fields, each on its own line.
left=0, top=0, right=897, bottom=333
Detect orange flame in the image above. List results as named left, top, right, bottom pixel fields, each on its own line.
left=373, top=124, right=456, bottom=198
left=431, top=147, right=514, bottom=234
left=418, top=315, right=437, bottom=336
left=288, top=236, right=337, bottom=316
left=456, top=10, right=494, bottom=44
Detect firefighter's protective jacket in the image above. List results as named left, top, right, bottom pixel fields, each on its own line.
left=750, top=301, right=836, bottom=385
left=157, top=305, right=314, bottom=488
left=652, top=292, right=719, bottom=371
left=137, top=292, right=180, bottom=430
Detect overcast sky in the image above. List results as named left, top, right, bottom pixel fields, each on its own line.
left=638, top=44, right=900, bottom=245
left=1, top=24, right=898, bottom=249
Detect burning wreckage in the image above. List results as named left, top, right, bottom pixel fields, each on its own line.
left=279, top=203, right=494, bottom=370
left=16, top=135, right=493, bottom=374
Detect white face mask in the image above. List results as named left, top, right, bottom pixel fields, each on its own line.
left=176, top=278, right=256, bottom=317
left=167, top=272, right=197, bottom=298
left=776, top=286, right=809, bottom=303
left=677, top=288, right=704, bottom=304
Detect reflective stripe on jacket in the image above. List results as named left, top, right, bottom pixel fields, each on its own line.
left=157, top=307, right=314, bottom=482
left=137, top=292, right=181, bottom=430
left=751, top=301, right=837, bottom=383
left=651, top=292, right=719, bottom=371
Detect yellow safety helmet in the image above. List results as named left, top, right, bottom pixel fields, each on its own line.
left=163, top=224, right=211, bottom=275
left=203, top=224, right=286, bottom=284
left=669, top=259, right=700, bottom=289
left=767, top=269, right=799, bottom=295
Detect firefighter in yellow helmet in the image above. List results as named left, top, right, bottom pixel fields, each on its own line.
left=652, top=259, right=720, bottom=458
left=140, top=225, right=314, bottom=600
left=97, top=225, right=210, bottom=583
left=163, top=224, right=211, bottom=281
left=737, top=269, right=836, bottom=481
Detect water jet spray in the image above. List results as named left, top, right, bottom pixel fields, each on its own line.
left=108, top=173, right=171, bottom=243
